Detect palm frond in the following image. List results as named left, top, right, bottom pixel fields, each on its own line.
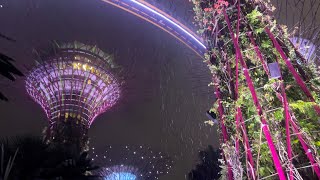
left=0, top=34, right=15, bottom=42
left=0, top=144, right=18, bottom=180
left=0, top=33, right=23, bottom=101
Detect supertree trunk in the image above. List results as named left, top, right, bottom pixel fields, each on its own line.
left=192, top=0, right=320, bottom=179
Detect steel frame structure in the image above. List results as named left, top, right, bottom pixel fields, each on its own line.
left=26, top=42, right=121, bottom=149
left=192, top=0, right=320, bottom=179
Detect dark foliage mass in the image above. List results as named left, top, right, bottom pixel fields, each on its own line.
left=188, top=145, right=221, bottom=180
left=0, top=33, right=23, bottom=101
left=0, top=136, right=98, bottom=180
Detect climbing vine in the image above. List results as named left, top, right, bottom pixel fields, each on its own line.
left=193, top=0, right=320, bottom=179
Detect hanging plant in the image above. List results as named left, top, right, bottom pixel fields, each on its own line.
left=192, top=0, right=320, bottom=179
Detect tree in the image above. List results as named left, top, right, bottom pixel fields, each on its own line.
left=0, top=144, right=18, bottom=180
left=188, top=145, right=221, bottom=180
left=0, top=33, right=23, bottom=101
left=192, top=0, right=320, bottom=179
left=40, top=151, right=99, bottom=180
left=0, top=136, right=99, bottom=180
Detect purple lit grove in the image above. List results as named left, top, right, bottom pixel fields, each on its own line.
left=25, top=42, right=121, bottom=149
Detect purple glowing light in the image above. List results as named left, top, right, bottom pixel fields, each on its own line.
left=129, top=0, right=206, bottom=49
left=290, top=37, right=318, bottom=63
left=26, top=45, right=121, bottom=126
left=101, top=0, right=206, bottom=56
left=104, top=166, right=138, bottom=180
left=91, top=145, right=173, bottom=180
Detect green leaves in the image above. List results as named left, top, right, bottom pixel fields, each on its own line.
left=289, top=100, right=316, bottom=115
left=246, top=8, right=263, bottom=24
left=246, top=8, right=266, bottom=35
left=255, top=27, right=264, bottom=34
left=274, top=109, right=284, bottom=121
left=261, top=39, right=273, bottom=49
left=192, top=0, right=320, bottom=178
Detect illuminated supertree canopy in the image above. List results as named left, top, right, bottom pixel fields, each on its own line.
left=91, top=145, right=174, bottom=180
left=25, top=42, right=121, bottom=150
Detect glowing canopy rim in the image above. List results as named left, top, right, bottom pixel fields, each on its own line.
left=91, top=145, right=173, bottom=180
left=104, top=166, right=138, bottom=180
left=26, top=43, right=121, bottom=126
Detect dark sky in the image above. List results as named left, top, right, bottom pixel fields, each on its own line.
left=0, top=0, right=319, bottom=179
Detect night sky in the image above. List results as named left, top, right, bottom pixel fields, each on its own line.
left=0, top=0, right=319, bottom=179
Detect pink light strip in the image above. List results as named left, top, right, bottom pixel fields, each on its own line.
left=223, top=9, right=286, bottom=180
left=290, top=119, right=320, bottom=178
left=130, top=0, right=206, bottom=49
left=265, top=28, right=315, bottom=102
left=215, top=85, right=234, bottom=180
left=265, top=27, right=320, bottom=178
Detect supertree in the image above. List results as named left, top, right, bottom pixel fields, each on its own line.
left=25, top=42, right=122, bottom=152
left=271, top=0, right=320, bottom=65
left=191, top=0, right=320, bottom=179
left=91, top=145, right=174, bottom=180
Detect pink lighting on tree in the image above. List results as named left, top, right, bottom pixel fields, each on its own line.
left=25, top=42, right=121, bottom=149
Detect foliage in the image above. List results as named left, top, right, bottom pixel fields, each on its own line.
left=191, top=0, right=320, bottom=179
left=0, top=33, right=24, bottom=101
left=0, top=144, right=18, bottom=180
left=188, top=146, right=222, bottom=180
left=0, top=136, right=99, bottom=180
